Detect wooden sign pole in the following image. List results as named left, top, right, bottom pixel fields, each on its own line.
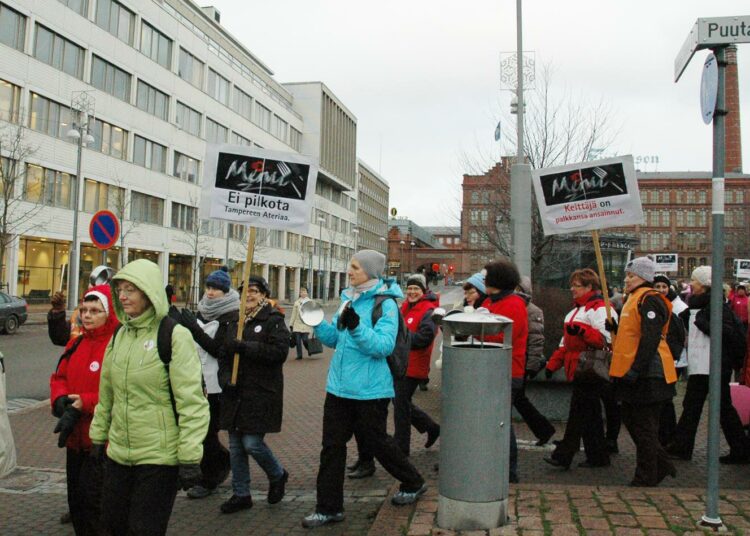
left=591, top=229, right=615, bottom=345
left=230, top=226, right=257, bottom=386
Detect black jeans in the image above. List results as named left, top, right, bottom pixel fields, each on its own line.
left=393, top=377, right=440, bottom=456
left=670, top=371, right=750, bottom=458
left=200, top=393, right=230, bottom=489
left=553, top=380, right=609, bottom=465
left=66, top=448, right=104, bottom=536
left=513, top=379, right=555, bottom=442
left=295, top=332, right=309, bottom=358
left=600, top=382, right=622, bottom=442
left=622, top=401, right=675, bottom=486
left=101, top=458, right=179, bottom=536
left=315, top=393, right=424, bottom=514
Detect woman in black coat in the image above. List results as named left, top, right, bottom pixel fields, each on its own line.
left=218, top=275, right=290, bottom=514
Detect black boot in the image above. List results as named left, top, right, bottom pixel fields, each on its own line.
left=347, top=460, right=375, bottom=479
left=267, top=470, right=288, bottom=504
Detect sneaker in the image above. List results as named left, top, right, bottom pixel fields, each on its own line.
left=187, top=484, right=213, bottom=499
left=301, top=511, right=345, bottom=528
left=347, top=460, right=375, bottom=479
left=391, top=484, right=427, bottom=506
left=220, top=494, right=253, bottom=514
left=267, top=469, right=288, bottom=504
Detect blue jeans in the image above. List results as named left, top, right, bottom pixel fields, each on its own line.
left=228, top=432, right=284, bottom=497
left=295, top=332, right=309, bottom=358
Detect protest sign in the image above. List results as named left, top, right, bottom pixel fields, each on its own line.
left=200, top=144, right=318, bottom=232
left=651, top=253, right=679, bottom=272
left=531, top=155, right=643, bottom=236
left=736, top=259, right=750, bottom=279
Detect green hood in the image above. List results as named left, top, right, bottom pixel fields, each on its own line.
left=110, top=259, right=168, bottom=326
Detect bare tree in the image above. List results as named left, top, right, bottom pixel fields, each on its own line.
left=109, top=172, right=139, bottom=268
left=0, top=122, right=43, bottom=289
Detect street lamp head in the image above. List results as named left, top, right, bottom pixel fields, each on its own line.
left=318, top=216, right=325, bottom=223
left=399, top=240, right=405, bottom=245
left=84, top=133, right=95, bottom=145
left=66, top=128, right=81, bottom=141
left=410, top=241, right=415, bottom=246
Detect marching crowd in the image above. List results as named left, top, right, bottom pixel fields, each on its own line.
left=43, top=249, right=750, bottom=535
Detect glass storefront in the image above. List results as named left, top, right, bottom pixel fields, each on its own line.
left=168, top=254, right=193, bottom=305
left=17, top=237, right=70, bottom=301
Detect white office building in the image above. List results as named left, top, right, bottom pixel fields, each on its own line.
left=0, top=0, right=360, bottom=304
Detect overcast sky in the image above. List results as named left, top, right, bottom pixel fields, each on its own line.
left=208, top=0, right=749, bottom=226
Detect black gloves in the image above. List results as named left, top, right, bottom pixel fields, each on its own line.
left=180, top=308, right=201, bottom=334
left=620, top=369, right=639, bottom=384
left=544, top=368, right=554, bottom=380
left=605, top=318, right=618, bottom=334
left=90, top=443, right=106, bottom=462
left=565, top=324, right=585, bottom=337
left=178, top=463, right=202, bottom=490
left=340, top=306, right=360, bottom=331
left=52, top=395, right=72, bottom=418
left=53, top=406, right=81, bottom=448
left=225, top=339, right=244, bottom=357
left=525, top=362, right=545, bottom=380
left=167, top=305, right=182, bottom=323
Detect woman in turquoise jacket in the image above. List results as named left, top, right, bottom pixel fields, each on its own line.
left=90, top=259, right=209, bottom=535
left=302, top=250, right=426, bottom=529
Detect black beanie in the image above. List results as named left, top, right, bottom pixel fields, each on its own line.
left=653, top=274, right=671, bottom=287
left=247, top=275, right=270, bottom=296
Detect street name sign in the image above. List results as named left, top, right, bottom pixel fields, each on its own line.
left=675, top=16, right=750, bottom=82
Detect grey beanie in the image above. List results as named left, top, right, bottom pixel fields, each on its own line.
left=625, top=257, right=655, bottom=283
left=352, top=249, right=386, bottom=279
left=406, top=273, right=428, bottom=291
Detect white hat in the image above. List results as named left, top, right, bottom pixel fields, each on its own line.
left=691, top=266, right=711, bottom=287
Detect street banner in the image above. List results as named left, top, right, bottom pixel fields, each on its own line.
left=651, top=253, right=679, bottom=273
left=201, top=144, right=318, bottom=232
left=736, top=259, right=750, bottom=279
left=531, top=155, right=643, bottom=236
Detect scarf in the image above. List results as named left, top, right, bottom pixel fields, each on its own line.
left=350, top=278, right=380, bottom=302
left=198, top=289, right=240, bottom=322
left=246, top=297, right=269, bottom=321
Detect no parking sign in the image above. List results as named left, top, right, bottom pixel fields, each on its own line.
left=89, top=210, right=120, bottom=250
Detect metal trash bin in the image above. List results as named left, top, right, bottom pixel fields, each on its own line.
left=437, top=311, right=513, bottom=531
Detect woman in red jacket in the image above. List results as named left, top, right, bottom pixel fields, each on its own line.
left=50, top=285, right=119, bottom=535
left=394, top=274, right=441, bottom=456
left=543, top=269, right=614, bottom=470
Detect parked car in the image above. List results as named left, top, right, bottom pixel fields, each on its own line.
left=0, top=292, right=27, bottom=334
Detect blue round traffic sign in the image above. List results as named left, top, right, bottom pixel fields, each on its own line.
left=89, top=210, right=120, bottom=250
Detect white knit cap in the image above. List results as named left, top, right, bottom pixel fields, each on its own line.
left=691, top=265, right=711, bottom=287
left=84, top=289, right=109, bottom=317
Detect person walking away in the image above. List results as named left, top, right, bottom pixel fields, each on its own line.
left=50, top=285, right=119, bottom=535
left=217, top=275, right=290, bottom=513
left=174, top=267, right=237, bottom=499
left=513, top=276, right=556, bottom=446
left=90, top=260, right=209, bottom=535
left=543, top=269, right=614, bottom=470
left=609, top=257, right=678, bottom=487
left=479, top=259, right=528, bottom=483
left=665, top=266, right=750, bottom=464
left=302, top=250, right=426, bottom=528
left=290, top=287, right=314, bottom=359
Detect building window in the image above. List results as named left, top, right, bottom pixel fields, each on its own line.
left=269, top=230, right=283, bottom=248
left=95, top=0, right=134, bottom=45
left=83, top=179, right=123, bottom=212
left=173, top=152, right=199, bottom=183
left=253, top=102, right=271, bottom=131
left=232, top=87, right=252, bottom=120
left=178, top=47, right=204, bottom=89
left=130, top=191, right=163, bottom=225
left=206, top=117, right=228, bottom=143
left=23, top=163, right=74, bottom=208
left=29, top=92, right=73, bottom=139
left=175, top=101, right=201, bottom=136
left=207, top=68, right=229, bottom=105
left=471, top=191, right=479, bottom=203
left=228, top=223, right=246, bottom=240
left=89, top=118, right=128, bottom=159
left=133, top=135, right=166, bottom=172
left=34, top=24, right=85, bottom=79
left=231, top=132, right=252, bottom=146
left=171, top=202, right=196, bottom=230
left=0, top=79, right=22, bottom=123
left=290, top=127, right=301, bottom=151
left=91, top=55, right=131, bottom=102
left=0, top=3, right=26, bottom=51
left=136, top=80, right=169, bottom=121
left=140, top=22, right=172, bottom=69
left=200, top=219, right=222, bottom=237
left=58, top=0, right=88, bottom=17
left=272, top=115, right=288, bottom=141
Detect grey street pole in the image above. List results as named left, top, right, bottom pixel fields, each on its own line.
left=399, top=240, right=405, bottom=285
left=701, top=45, right=727, bottom=530
left=510, top=0, right=532, bottom=276
left=67, top=121, right=84, bottom=312
left=318, top=218, right=324, bottom=300
left=224, top=224, right=231, bottom=265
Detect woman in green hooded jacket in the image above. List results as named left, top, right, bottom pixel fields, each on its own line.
left=90, top=259, right=209, bottom=535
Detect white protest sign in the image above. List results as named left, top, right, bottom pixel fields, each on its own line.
left=200, top=144, right=318, bottom=232
left=651, top=253, right=679, bottom=273
left=531, top=155, right=643, bottom=236
left=736, top=259, right=750, bottom=279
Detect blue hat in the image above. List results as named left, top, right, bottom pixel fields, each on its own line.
left=205, top=267, right=231, bottom=293
left=466, top=272, right=486, bottom=294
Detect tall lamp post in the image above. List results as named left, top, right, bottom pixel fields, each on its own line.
left=317, top=216, right=325, bottom=300
left=399, top=240, right=405, bottom=285
left=410, top=241, right=416, bottom=275
left=65, top=91, right=96, bottom=311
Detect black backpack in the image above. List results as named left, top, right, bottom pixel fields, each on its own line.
left=724, top=308, right=748, bottom=369
left=111, top=316, right=179, bottom=423
left=371, top=296, right=411, bottom=379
